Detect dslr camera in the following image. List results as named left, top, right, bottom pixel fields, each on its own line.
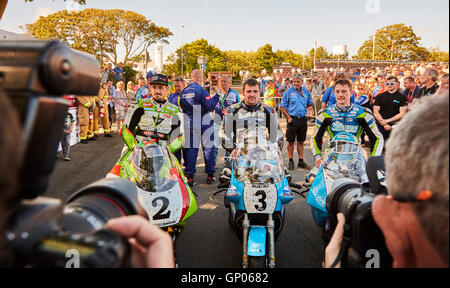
left=0, top=41, right=147, bottom=268
left=325, top=156, right=393, bottom=268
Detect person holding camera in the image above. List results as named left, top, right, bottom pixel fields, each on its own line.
left=325, top=92, right=449, bottom=268
left=0, top=89, right=175, bottom=268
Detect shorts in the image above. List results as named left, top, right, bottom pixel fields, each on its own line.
left=286, top=116, right=308, bottom=143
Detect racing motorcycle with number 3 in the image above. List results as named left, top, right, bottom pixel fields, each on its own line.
left=217, top=142, right=306, bottom=268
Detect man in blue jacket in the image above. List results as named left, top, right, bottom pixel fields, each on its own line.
left=180, top=69, right=220, bottom=186
left=213, top=74, right=240, bottom=165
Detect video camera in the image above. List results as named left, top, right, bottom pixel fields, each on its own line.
left=325, top=156, right=393, bottom=268
left=0, top=41, right=147, bottom=267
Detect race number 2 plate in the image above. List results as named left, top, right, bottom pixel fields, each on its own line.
left=244, top=184, right=277, bottom=214
left=137, top=186, right=183, bottom=228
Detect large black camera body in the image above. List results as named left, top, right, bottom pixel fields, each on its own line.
left=0, top=41, right=146, bottom=267
left=325, top=156, right=393, bottom=268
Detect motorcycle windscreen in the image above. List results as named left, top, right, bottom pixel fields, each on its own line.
left=232, top=143, right=284, bottom=185
left=322, top=144, right=368, bottom=186
left=131, top=144, right=177, bottom=193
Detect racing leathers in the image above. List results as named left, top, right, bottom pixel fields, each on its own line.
left=121, top=97, right=184, bottom=155
left=311, top=104, right=384, bottom=161
left=219, top=101, right=284, bottom=187
left=222, top=101, right=284, bottom=153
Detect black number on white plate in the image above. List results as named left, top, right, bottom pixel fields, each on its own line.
left=152, top=196, right=171, bottom=220
left=255, top=190, right=267, bottom=211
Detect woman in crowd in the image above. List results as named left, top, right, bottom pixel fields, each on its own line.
left=115, top=81, right=128, bottom=128
left=127, top=81, right=136, bottom=104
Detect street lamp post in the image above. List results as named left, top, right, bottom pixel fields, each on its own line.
left=181, top=24, right=185, bottom=78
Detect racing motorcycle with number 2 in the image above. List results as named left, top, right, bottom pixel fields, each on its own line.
left=108, top=133, right=197, bottom=266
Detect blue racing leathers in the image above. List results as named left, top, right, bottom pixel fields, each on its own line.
left=311, top=104, right=384, bottom=160
left=180, top=81, right=220, bottom=176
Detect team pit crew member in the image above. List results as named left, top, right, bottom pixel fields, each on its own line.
left=280, top=74, right=314, bottom=171
left=179, top=69, right=221, bottom=186
left=121, top=74, right=184, bottom=157
left=312, top=79, right=384, bottom=168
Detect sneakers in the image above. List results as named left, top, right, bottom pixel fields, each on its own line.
left=104, top=133, right=113, bottom=138
left=288, top=159, right=295, bottom=170
left=298, top=160, right=312, bottom=170
left=63, top=156, right=70, bottom=161
left=80, top=139, right=89, bottom=144
left=207, top=174, right=216, bottom=185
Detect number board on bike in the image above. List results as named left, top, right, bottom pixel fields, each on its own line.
left=244, top=183, right=277, bottom=214
left=137, top=187, right=183, bottom=227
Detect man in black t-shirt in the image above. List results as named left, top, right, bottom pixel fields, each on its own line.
left=373, top=76, right=408, bottom=141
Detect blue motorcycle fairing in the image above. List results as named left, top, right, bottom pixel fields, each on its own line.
left=247, top=226, right=266, bottom=257
left=306, top=164, right=329, bottom=227
left=277, top=176, right=295, bottom=205
left=306, top=164, right=328, bottom=214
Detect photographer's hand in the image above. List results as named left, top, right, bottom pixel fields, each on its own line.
left=107, top=216, right=175, bottom=268
left=324, top=213, right=345, bottom=268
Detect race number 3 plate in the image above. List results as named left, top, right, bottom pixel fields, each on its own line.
left=244, top=183, right=277, bottom=214
left=137, top=186, right=183, bottom=228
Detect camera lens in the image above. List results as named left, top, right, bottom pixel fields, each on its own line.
left=61, top=178, right=147, bottom=234
left=326, top=178, right=361, bottom=228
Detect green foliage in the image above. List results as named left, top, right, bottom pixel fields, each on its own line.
left=356, top=23, right=430, bottom=61
left=427, top=48, right=450, bottom=62
left=123, top=65, right=138, bottom=84
left=25, top=9, right=172, bottom=66
left=255, top=44, right=278, bottom=73
left=274, top=50, right=304, bottom=68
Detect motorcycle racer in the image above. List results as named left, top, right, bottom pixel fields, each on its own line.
left=312, top=79, right=384, bottom=168
left=121, top=74, right=184, bottom=155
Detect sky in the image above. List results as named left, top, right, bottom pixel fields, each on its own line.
left=1, top=0, right=449, bottom=62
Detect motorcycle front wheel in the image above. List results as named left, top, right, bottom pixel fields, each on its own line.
left=248, top=256, right=266, bottom=268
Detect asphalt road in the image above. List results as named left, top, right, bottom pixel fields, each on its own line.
left=45, top=122, right=324, bottom=268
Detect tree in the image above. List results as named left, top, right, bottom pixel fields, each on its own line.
left=25, top=9, right=172, bottom=66
left=171, top=39, right=227, bottom=75
left=274, top=50, right=304, bottom=68
left=255, top=44, right=278, bottom=73
left=303, top=47, right=330, bottom=69
left=223, top=50, right=259, bottom=77
left=356, top=23, right=430, bottom=61
left=427, top=48, right=450, bottom=62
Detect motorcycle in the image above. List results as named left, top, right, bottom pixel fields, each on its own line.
left=305, top=132, right=368, bottom=241
left=107, top=134, right=197, bottom=266
left=217, top=142, right=306, bottom=268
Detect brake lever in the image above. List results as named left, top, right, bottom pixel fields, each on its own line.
left=213, top=189, right=227, bottom=197
left=291, top=189, right=309, bottom=199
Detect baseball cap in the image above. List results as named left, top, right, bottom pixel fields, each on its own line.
left=150, top=74, right=169, bottom=86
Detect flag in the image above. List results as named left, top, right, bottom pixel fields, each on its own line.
left=314, top=40, right=318, bottom=49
